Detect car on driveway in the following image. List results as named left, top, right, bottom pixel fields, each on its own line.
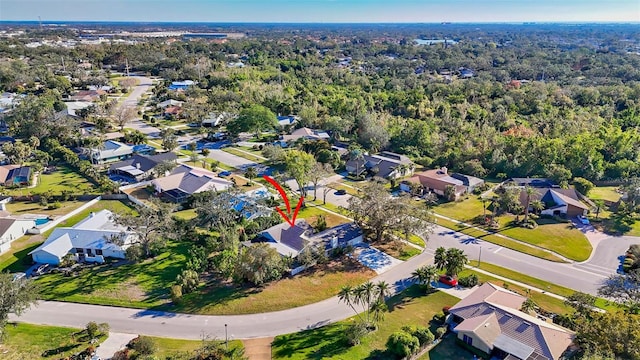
left=335, top=189, right=347, bottom=195
left=439, top=275, right=458, bottom=287
left=577, top=215, right=590, bottom=225
left=218, top=171, right=232, bottom=177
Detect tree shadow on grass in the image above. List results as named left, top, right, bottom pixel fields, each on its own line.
left=41, top=343, right=81, bottom=357
left=272, top=323, right=350, bottom=359
left=387, top=285, right=434, bottom=312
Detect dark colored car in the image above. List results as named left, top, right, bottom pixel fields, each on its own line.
left=335, top=189, right=347, bottom=195
left=218, top=171, right=232, bottom=177
left=439, top=275, right=458, bottom=287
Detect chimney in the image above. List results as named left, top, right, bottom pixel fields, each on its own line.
left=136, top=162, right=141, bottom=169
left=441, top=167, right=448, bottom=174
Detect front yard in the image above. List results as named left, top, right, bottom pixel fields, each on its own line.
left=297, top=205, right=351, bottom=228
left=434, top=196, right=591, bottom=262
left=0, top=323, right=106, bottom=360
left=272, top=287, right=458, bottom=359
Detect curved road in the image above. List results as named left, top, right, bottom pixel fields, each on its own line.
left=12, top=224, right=622, bottom=340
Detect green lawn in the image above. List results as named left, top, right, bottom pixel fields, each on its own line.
left=222, top=147, right=265, bottom=163
left=148, top=336, right=244, bottom=359
left=36, top=242, right=189, bottom=308
left=5, top=200, right=89, bottom=217
left=434, top=197, right=590, bottom=261
left=298, top=205, right=350, bottom=228
left=436, top=217, right=565, bottom=262
left=272, top=287, right=458, bottom=359
left=6, top=166, right=98, bottom=196
left=0, top=235, right=45, bottom=272
left=53, top=200, right=136, bottom=229
left=1, top=323, right=106, bottom=360
left=169, top=258, right=375, bottom=315
left=328, top=183, right=360, bottom=196
left=589, top=186, right=621, bottom=203
left=174, top=208, right=198, bottom=220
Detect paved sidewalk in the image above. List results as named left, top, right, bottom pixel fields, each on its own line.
left=95, top=332, right=138, bottom=359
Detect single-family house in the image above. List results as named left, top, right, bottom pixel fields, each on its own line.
left=401, top=167, right=483, bottom=199
left=277, top=115, right=297, bottom=128
left=29, top=210, right=136, bottom=265
left=0, top=92, right=23, bottom=115
left=278, top=127, right=331, bottom=146
left=69, top=89, right=106, bottom=102
left=459, top=67, right=475, bottom=79
left=168, top=80, right=195, bottom=91
left=201, top=112, right=234, bottom=128
left=90, top=140, right=134, bottom=164
left=63, top=101, right=93, bottom=117
left=449, top=282, right=575, bottom=360
left=0, top=165, right=32, bottom=187
left=346, top=151, right=415, bottom=180
left=519, top=188, right=589, bottom=218
left=254, top=220, right=363, bottom=258
left=156, top=99, right=184, bottom=109
left=506, top=178, right=557, bottom=188
left=0, top=217, right=37, bottom=253
left=108, top=153, right=178, bottom=182
left=152, top=164, right=233, bottom=203
left=163, top=105, right=183, bottom=117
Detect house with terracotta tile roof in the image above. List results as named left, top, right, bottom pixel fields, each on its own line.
left=401, top=167, right=483, bottom=199
left=449, top=283, right=575, bottom=360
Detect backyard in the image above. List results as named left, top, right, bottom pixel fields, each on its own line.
left=272, top=287, right=458, bottom=359
left=6, top=166, right=98, bottom=196
left=5, top=200, right=90, bottom=217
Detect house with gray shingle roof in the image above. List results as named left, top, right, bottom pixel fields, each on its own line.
left=253, top=220, right=363, bottom=259
left=28, top=210, right=136, bottom=265
left=449, top=282, right=575, bottom=360
left=346, top=151, right=414, bottom=180
left=151, top=164, right=233, bottom=203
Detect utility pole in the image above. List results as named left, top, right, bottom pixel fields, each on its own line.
left=225, top=323, right=228, bottom=349
left=125, top=58, right=130, bottom=77
left=478, top=246, right=482, bottom=267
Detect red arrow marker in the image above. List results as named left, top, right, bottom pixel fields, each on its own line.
left=263, top=175, right=304, bottom=227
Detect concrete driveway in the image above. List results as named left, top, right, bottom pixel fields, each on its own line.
left=353, top=244, right=403, bottom=274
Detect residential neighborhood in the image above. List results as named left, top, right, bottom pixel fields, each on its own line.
left=0, top=14, right=639, bottom=360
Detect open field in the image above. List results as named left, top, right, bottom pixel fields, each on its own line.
left=0, top=323, right=106, bottom=360
left=272, top=287, right=458, bottom=359
left=589, top=186, right=622, bottom=203
left=170, top=258, right=376, bottom=315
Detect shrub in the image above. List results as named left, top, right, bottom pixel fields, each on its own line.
left=176, top=269, right=200, bottom=294
left=170, top=284, right=183, bottom=304
left=409, top=326, right=434, bottom=346
left=458, top=274, right=479, bottom=288
left=345, top=322, right=369, bottom=346
left=386, top=331, right=420, bottom=358
left=111, top=348, right=130, bottom=360
left=130, top=336, right=156, bottom=355
left=435, top=326, right=447, bottom=339
left=85, top=322, right=99, bottom=338
left=432, top=313, right=446, bottom=324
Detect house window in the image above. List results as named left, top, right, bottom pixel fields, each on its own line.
left=462, top=334, right=473, bottom=346
left=96, top=249, right=103, bottom=256
left=87, top=249, right=93, bottom=255
left=76, top=248, right=84, bottom=253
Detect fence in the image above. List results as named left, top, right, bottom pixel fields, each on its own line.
left=28, top=196, right=102, bottom=235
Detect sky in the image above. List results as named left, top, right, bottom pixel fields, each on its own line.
left=1, top=0, right=639, bottom=23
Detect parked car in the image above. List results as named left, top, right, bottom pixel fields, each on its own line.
left=577, top=215, right=590, bottom=225
left=35, top=264, right=50, bottom=276
left=439, top=275, right=458, bottom=287
left=12, top=272, right=26, bottom=282
left=335, top=189, right=347, bottom=195
left=218, top=171, right=232, bottom=177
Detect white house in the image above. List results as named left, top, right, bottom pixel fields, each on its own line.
left=157, top=99, right=184, bottom=109
left=29, top=210, right=136, bottom=265
left=0, top=217, right=37, bottom=253
left=90, top=140, right=134, bottom=164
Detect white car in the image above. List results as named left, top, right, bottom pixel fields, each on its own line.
left=577, top=215, right=590, bottom=225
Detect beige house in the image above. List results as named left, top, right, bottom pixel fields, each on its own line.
left=449, top=283, right=575, bottom=360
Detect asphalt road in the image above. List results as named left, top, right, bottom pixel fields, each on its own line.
left=121, top=75, right=162, bottom=138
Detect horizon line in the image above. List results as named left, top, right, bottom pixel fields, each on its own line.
left=1, top=20, right=640, bottom=25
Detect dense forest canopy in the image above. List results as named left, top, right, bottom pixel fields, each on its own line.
left=1, top=23, right=639, bottom=181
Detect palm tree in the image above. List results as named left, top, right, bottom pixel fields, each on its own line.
left=338, top=285, right=364, bottom=322
left=445, top=248, right=468, bottom=277
left=594, top=199, right=605, bottom=220
left=244, top=166, right=257, bottom=185
left=375, top=281, right=391, bottom=304
left=523, top=186, right=536, bottom=223
left=481, top=197, right=488, bottom=220
left=370, top=301, right=388, bottom=324
left=411, top=265, right=438, bottom=291
left=520, top=298, right=537, bottom=314
left=531, top=200, right=544, bottom=215
left=434, top=247, right=447, bottom=271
